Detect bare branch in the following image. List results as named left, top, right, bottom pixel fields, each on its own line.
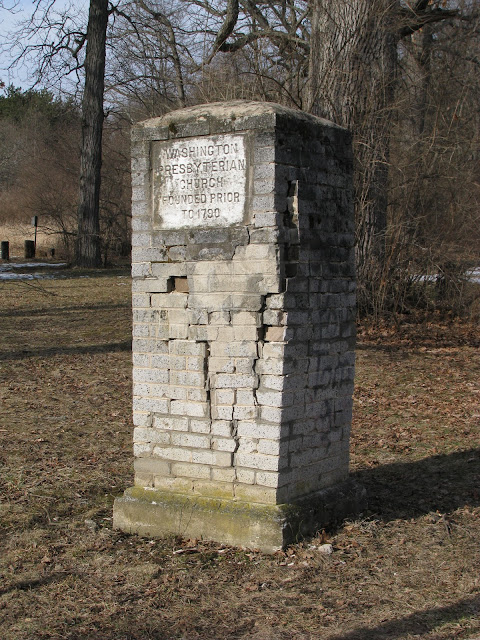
left=413, top=0, right=430, bottom=12
left=219, top=28, right=308, bottom=54
left=242, top=0, right=269, bottom=30
left=211, top=0, right=239, bottom=54
left=399, top=6, right=458, bottom=38
left=187, top=0, right=224, bottom=19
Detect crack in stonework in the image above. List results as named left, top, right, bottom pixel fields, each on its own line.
left=231, top=419, right=240, bottom=453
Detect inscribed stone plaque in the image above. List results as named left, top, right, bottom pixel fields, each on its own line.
left=152, top=134, right=248, bottom=229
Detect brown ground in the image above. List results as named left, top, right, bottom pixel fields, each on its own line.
left=0, top=269, right=479, bottom=640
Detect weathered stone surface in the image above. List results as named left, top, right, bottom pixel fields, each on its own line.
left=113, top=480, right=366, bottom=553
left=152, top=134, right=249, bottom=229
left=114, top=100, right=363, bottom=552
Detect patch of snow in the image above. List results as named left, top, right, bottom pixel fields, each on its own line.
left=416, top=274, right=436, bottom=283
left=0, top=262, right=67, bottom=272
left=416, top=268, right=480, bottom=284
left=466, top=268, right=480, bottom=284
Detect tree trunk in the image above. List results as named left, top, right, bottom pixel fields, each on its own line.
left=399, top=26, right=434, bottom=251
left=306, top=0, right=398, bottom=304
left=76, top=0, right=108, bottom=267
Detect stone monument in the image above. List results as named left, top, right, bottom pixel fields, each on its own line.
left=113, top=101, right=366, bottom=552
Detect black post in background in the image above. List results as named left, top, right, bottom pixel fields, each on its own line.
left=1, top=241, right=9, bottom=260
left=32, top=216, right=38, bottom=252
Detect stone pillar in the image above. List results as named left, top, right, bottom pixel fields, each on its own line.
left=113, top=101, right=366, bottom=552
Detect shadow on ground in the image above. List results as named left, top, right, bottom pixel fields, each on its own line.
left=0, top=340, right=132, bottom=361
left=0, top=302, right=130, bottom=318
left=326, top=594, right=480, bottom=640
left=353, top=447, right=480, bottom=521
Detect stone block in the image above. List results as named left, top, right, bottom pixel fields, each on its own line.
left=133, top=397, right=170, bottom=413
left=256, top=389, right=293, bottom=408
left=151, top=262, right=187, bottom=277
left=211, top=420, right=233, bottom=437
left=133, top=442, right=153, bottom=457
left=211, top=467, right=236, bottom=483
left=235, top=389, right=255, bottom=405
left=253, top=212, right=283, bottom=227
left=211, top=405, right=234, bottom=420
left=232, top=405, right=257, bottom=420
left=192, top=449, right=232, bottom=467
left=264, top=326, right=286, bottom=342
left=232, top=358, right=255, bottom=374
left=236, top=468, right=256, bottom=484
left=169, top=340, right=207, bottom=356
left=133, top=427, right=170, bottom=445
left=189, top=419, right=211, bottom=434
left=231, top=311, right=262, bottom=327
left=133, top=412, right=152, bottom=427
left=210, top=341, right=257, bottom=358
left=153, top=416, right=189, bottom=431
left=151, top=293, right=188, bottom=308
left=187, top=388, right=208, bottom=402
left=211, top=437, right=237, bottom=452
left=255, top=471, right=280, bottom=488
left=192, top=480, right=235, bottom=500
left=114, top=481, right=366, bottom=552
left=234, top=484, right=277, bottom=505
left=170, top=401, right=209, bottom=417
left=171, top=432, right=210, bottom=449
left=132, top=294, right=151, bottom=309
left=208, top=356, right=235, bottom=373
left=165, top=386, right=187, bottom=400
left=213, top=389, right=235, bottom=405
left=154, top=476, right=193, bottom=493
left=214, top=373, right=258, bottom=389
left=234, top=452, right=280, bottom=471
left=132, top=324, right=151, bottom=338
left=134, top=457, right=171, bottom=476
left=131, top=262, right=151, bottom=278
left=231, top=294, right=265, bottom=311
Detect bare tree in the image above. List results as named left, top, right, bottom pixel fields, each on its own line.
left=195, top=0, right=465, bottom=312
left=76, top=0, right=108, bottom=267
left=304, top=0, right=458, bottom=308
left=195, top=0, right=310, bottom=108
left=106, top=0, right=190, bottom=118
left=0, top=87, right=80, bottom=255
left=388, top=2, right=480, bottom=314
left=2, top=0, right=110, bottom=266
left=305, top=0, right=397, bottom=290
left=3, top=0, right=478, bottom=314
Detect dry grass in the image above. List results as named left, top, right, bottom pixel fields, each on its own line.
left=0, top=224, right=67, bottom=259
left=0, top=270, right=479, bottom=640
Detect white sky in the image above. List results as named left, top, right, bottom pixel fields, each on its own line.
left=0, top=0, right=87, bottom=90
left=1, top=0, right=37, bottom=87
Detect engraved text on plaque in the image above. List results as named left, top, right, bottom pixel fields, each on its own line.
left=152, top=134, right=248, bottom=229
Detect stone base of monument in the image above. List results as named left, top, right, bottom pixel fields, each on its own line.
left=113, top=481, right=366, bottom=552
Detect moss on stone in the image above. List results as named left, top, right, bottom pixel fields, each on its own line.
left=113, top=480, right=366, bottom=553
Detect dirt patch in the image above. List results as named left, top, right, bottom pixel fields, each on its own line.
left=0, top=273, right=479, bottom=639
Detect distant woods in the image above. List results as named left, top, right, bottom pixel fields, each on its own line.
left=0, top=87, right=81, bottom=255
left=1, top=0, right=479, bottom=316
left=0, top=86, right=130, bottom=265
